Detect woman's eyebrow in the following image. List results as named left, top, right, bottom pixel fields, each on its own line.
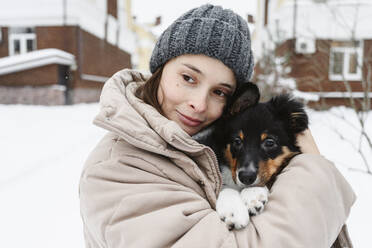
left=220, top=83, right=233, bottom=90
left=182, top=63, right=203, bottom=75
left=182, top=63, right=234, bottom=90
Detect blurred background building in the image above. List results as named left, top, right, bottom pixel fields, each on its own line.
left=1, top=0, right=371, bottom=109
left=0, top=0, right=158, bottom=105
left=252, top=0, right=372, bottom=108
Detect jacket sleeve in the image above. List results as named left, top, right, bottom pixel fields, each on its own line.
left=80, top=153, right=356, bottom=248
left=233, top=154, right=356, bottom=248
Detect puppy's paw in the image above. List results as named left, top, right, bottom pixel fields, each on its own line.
left=217, top=188, right=250, bottom=230
left=241, top=186, right=269, bottom=216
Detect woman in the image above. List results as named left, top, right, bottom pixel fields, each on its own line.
left=79, top=4, right=355, bottom=247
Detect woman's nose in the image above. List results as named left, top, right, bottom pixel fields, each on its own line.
left=189, top=93, right=208, bottom=113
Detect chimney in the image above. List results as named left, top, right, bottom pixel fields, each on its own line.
left=247, top=14, right=255, bottom=24
left=264, top=0, right=269, bottom=26
left=154, top=16, right=161, bottom=26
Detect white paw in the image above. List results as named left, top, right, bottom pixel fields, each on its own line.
left=240, top=186, right=269, bottom=216
left=216, top=188, right=250, bottom=230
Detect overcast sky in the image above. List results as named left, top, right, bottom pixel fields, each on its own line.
left=131, top=0, right=258, bottom=34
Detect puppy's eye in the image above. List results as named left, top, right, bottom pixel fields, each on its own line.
left=262, top=138, right=277, bottom=149
left=233, top=137, right=242, bottom=147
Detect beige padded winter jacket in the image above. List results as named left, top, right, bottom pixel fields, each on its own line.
left=79, top=69, right=356, bottom=248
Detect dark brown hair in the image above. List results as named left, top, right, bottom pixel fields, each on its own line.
left=135, top=65, right=164, bottom=115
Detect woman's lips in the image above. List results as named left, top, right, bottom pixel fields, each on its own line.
left=177, top=111, right=203, bottom=127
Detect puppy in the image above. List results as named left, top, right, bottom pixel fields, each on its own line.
left=193, top=82, right=309, bottom=229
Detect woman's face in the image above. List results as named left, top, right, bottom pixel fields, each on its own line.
left=157, top=54, right=236, bottom=136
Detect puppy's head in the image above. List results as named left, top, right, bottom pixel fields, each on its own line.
left=220, top=85, right=308, bottom=188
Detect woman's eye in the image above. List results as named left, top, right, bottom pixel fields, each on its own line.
left=182, top=74, right=195, bottom=83
left=214, top=89, right=226, bottom=97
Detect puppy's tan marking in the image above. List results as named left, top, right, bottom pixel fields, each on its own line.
left=224, top=144, right=238, bottom=183
left=290, top=112, right=305, bottom=118
left=258, top=146, right=299, bottom=185
left=261, top=133, right=268, bottom=141
left=239, top=130, right=244, bottom=141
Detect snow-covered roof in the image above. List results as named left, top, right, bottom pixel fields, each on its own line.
left=0, top=0, right=137, bottom=55
left=0, top=49, right=76, bottom=76
left=252, top=0, right=372, bottom=58
left=268, top=0, right=372, bottom=40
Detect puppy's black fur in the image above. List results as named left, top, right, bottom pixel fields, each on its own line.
left=194, top=83, right=309, bottom=189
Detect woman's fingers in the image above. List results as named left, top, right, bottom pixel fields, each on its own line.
left=296, top=129, right=321, bottom=155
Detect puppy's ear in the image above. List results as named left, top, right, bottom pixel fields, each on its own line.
left=268, top=94, right=308, bottom=134
left=227, top=82, right=260, bottom=116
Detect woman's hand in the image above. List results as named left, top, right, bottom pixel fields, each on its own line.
left=296, top=129, right=321, bottom=155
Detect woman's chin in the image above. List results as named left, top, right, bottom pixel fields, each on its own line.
left=183, top=125, right=199, bottom=136
left=177, top=122, right=201, bottom=136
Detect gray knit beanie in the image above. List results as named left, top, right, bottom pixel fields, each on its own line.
left=150, top=4, right=254, bottom=85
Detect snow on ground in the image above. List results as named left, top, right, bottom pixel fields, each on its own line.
left=308, top=107, right=372, bottom=247
left=0, top=103, right=371, bottom=247
left=0, top=104, right=105, bottom=247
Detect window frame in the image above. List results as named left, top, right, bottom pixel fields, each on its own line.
left=329, top=41, right=363, bottom=81
left=9, top=33, right=37, bottom=56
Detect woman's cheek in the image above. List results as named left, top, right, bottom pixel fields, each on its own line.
left=210, top=102, right=225, bottom=121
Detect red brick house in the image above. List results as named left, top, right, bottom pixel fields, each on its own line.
left=0, top=0, right=135, bottom=105
left=252, top=0, right=372, bottom=108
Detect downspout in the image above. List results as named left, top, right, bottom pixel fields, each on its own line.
left=62, top=0, right=73, bottom=104
left=293, top=0, right=298, bottom=50
left=74, top=25, right=82, bottom=105
left=104, top=0, right=109, bottom=41
left=62, top=0, right=67, bottom=26
left=264, top=0, right=269, bottom=26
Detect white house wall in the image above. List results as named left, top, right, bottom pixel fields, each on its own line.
left=251, top=0, right=268, bottom=60
left=117, top=0, right=136, bottom=57
left=66, top=0, right=106, bottom=39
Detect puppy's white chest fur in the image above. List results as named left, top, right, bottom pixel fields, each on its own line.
left=217, top=166, right=269, bottom=229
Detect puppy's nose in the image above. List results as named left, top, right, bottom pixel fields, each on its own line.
left=238, top=170, right=257, bottom=185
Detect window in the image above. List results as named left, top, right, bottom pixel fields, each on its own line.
left=9, top=27, right=36, bottom=56
left=329, top=41, right=363, bottom=81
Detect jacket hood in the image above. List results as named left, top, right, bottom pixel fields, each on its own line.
left=93, top=68, right=211, bottom=158
left=93, top=69, right=223, bottom=205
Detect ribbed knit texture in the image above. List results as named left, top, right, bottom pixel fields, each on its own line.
left=150, top=4, right=254, bottom=85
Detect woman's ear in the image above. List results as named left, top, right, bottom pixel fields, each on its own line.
left=227, top=82, right=260, bottom=116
